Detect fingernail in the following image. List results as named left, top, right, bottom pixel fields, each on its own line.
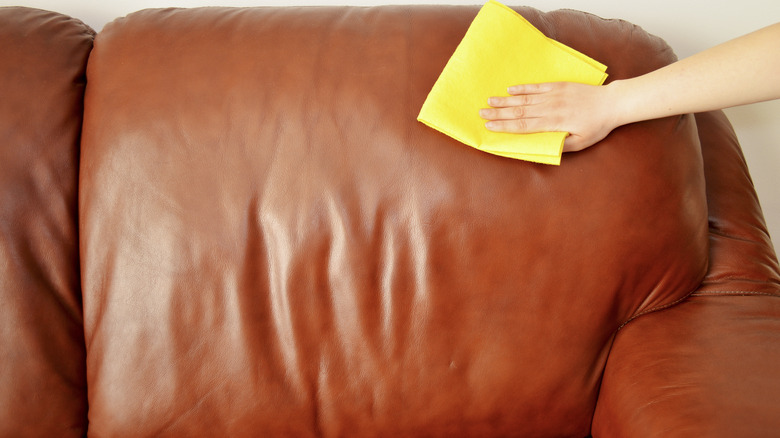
left=485, top=121, right=495, bottom=129
left=479, top=109, right=487, bottom=117
left=487, top=97, right=497, bottom=105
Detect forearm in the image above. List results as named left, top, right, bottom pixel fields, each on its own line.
left=608, top=22, right=780, bottom=126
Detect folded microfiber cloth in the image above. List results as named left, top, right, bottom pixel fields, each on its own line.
left=417, top=0, right=608, bottom=165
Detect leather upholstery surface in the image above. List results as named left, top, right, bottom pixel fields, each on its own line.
left=80, top=6, right=709, bottom=436
left=695, top=111, right=780, bottom=294
left=592, top=110, right=780, bottom=436
left=0, top=7, right=93, bottom=437
left=592, top=294, right=780, bottom=438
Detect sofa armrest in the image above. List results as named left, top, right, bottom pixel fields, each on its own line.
left=593, top=109, right=780, bottom=436
left=592, top=293, right=780, bottom=437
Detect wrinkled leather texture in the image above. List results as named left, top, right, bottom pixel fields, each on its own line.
left=592, top=110, right=780, bottom=437
left=79, top=6, right=709, bottom=437
left=0, top=7, right=93, bottom=437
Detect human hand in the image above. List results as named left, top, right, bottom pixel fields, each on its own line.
left=478, top=82, right=620, bottom=152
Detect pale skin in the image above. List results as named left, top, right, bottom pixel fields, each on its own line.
left=479, top=22, right=780, bottom=152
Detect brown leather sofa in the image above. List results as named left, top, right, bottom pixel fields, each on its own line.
left=2, top=5, right=779, bottom=437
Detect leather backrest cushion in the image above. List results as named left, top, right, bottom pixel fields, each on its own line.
left=694, top=111, right=780, bottom=294
left=0, top=7, right=93, bottom=436
left=80, top=6, right=708, bottom=436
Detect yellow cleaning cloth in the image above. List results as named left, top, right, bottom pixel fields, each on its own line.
left=418, top=0, right=608, bottom=165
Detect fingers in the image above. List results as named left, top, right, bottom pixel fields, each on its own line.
left=480, top=92, right=542, bottom=120
left=483, top=117, right=546, bottom=134
left=479, top=92, right=545, bottom=134
left=486, top=93, right=535, bottom=108
left=485, top=82, right=560, bottom=109
left=562, top=134, right=586, bottom=153
left=479, top=102, right=545, bottom=134
left=479, top=82, right=567, bottom=133
left=479, top=104, right=534, bottom=121
left=507, top=82, right=554, bottom=96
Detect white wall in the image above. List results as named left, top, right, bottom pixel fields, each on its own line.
left=8, top=0, right=779, bottom=250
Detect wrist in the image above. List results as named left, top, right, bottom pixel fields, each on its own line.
left=601, top=80, right=630, bottom=130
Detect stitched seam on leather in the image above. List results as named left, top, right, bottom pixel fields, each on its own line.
left=701, top=273, right=780, bottom=283
left=691, top=290, right=780, bottom=297
left=617, top=291, right=780, bottom=332
left=707, top=227, right=770, bottom=245
left=616, top=291, right=693, bottom=331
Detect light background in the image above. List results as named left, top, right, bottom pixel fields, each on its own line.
left=8, top=0, right=779, bottom=250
